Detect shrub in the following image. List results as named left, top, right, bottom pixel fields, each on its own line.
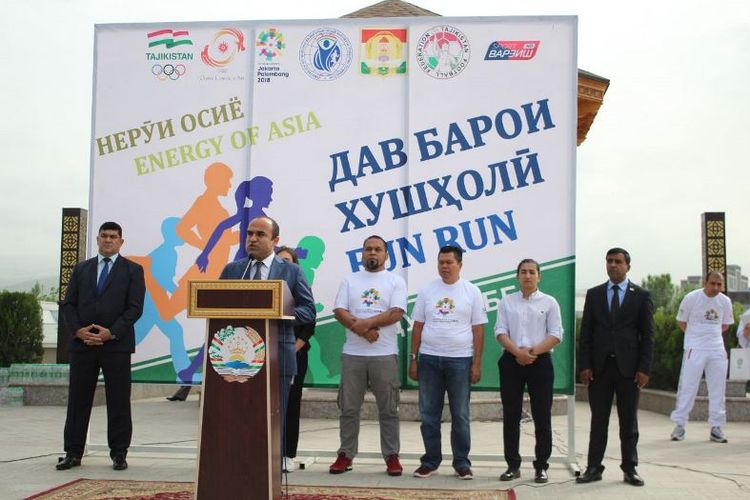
left=0, top=291, right=44, bottom=367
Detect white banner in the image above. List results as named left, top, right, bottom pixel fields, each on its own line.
left=90, top=17, right=577, bottom=390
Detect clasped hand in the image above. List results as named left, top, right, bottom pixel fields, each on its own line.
left=76, top=324, right=112, bottom=346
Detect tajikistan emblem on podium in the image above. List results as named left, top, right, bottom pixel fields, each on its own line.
left=209, top=326, right=265, bottom=383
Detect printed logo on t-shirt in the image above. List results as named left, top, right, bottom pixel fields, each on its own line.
left=435, top=297, right=455, bottom=316
left=704, top=308, right=719, bottom=321
left=361, top=288, right=381, bottom=307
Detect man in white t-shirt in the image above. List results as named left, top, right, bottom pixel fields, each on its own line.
left=329, top=235, right=407, bottom=477
left=736, top=309, right=750, bottom=348
left=409, top=245, right=488, bottom=480
left=670, top=272, right=734, bottom=443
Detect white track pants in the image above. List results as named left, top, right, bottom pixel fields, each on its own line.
left=670, top=348, right=728, bottom=427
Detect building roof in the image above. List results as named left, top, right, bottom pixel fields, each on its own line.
left=342, top=0, right=439, bottom=18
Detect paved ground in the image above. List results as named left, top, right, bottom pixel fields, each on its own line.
left=2, top=395, right=750, bottom=499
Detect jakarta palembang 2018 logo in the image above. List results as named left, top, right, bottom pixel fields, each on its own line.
left=416, top=25, right=470, bottom=79
left=361, top=288, right=381, bottom=307
left=435, top=297, right=456, bottom=316
left=209, top=325, right=265, bottom=383
left=257, top=27, right=285, bottom=62
left=299, top=27, right=352, bottom=81
left=201, top=28, right=246, bottom=68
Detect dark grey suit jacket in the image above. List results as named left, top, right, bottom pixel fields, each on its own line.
left=578, top=281, right=654, bottom=378
left=219, top=255, right=316, bottom=376
left=62, top=255, right=146, bottom=353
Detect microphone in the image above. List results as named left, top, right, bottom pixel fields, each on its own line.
left=239, top=259, right=253, bottom=279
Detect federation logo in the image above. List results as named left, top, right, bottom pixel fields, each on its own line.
left=484, top=41, right=540, bottom=61
left=209, top=326, right=265, bottom=383
left=360, top=28, right=407, bottom=77
left=415, top=25, right=470, bottom=79
left=435, top=297, right=456, bottom=316
left=257, top=27, right=285, bottom=62
left=361, top=288, right=381, bottom=307
left=147, top=29, right=193, bottom=49
left=201, top=28, right=246, bottom=68
left=299, top=27, right=352, bottom=81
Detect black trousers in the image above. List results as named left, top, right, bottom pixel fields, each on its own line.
left=499, top=352, right=553, bottom=470
left=284, top=346, right=309, bottom=458
left=586, top=356, right=640, bottom=472
left=64, top=349, right=132, bottom=458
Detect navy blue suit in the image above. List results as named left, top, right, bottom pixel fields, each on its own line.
left=219, top=255, right=316, bottom=440
left=61, top=255, right=145, bottom=458
left=578, top=281, right=654, bottom=473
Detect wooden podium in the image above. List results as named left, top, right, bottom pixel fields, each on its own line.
left=188, top=279, right=294, bottom=500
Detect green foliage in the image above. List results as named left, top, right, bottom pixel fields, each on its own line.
left=0, top=291, right=44, bottom=367
left=30, top=281, right=59, bottom=302
left=641, top=274, right=676, bottom=311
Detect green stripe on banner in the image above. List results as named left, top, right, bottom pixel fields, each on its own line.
left=306, top=258, right=576, bottom=394
left=132, top=347, right=202, bottom=383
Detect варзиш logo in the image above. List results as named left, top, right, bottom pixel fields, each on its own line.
left=484, top=41, right=540, bottom=61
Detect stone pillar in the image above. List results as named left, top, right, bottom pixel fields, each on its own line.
left=56, top=208, right=88, bottom=363
left=701, top=212, right=727, bottom=286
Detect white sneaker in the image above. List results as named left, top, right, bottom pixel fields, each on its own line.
left=710, top=426, right=728, bottom=443
left=670, top=424, right=685, bottom=441
left=283, top=456, right=297, bottom=472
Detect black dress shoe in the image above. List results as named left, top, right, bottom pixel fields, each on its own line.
left=623, top=470, right=644, bottom=486
left=499, top=468, right=520, bottom=481
left=576, top=466, right=603, bottom=483
left=56, top=454, right=81, bottom=470
left=166, top=386, right=191, bottom=401
left=112, top=456, right=128, bottom=471
left=535, top=468, right=548, bottom=483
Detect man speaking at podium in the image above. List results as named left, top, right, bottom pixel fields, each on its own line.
left=219, top=216, right=316, bottom=449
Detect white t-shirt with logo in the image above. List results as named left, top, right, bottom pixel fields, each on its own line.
left=412, top=278, right=488, bottom=358
left=334, top=270, right=407, bottom=356
left=677, top=289, right=734, bottom=350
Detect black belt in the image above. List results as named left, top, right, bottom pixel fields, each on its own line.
left=504, top=351, right=551, bottom=359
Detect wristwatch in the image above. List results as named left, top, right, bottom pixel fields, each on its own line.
left=409, top=352, right=418, bottom=361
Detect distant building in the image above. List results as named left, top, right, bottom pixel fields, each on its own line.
left=680, top=276, right=702, bottom=290
left=727, top=264, right=749, bottom=292
left=40, top=301, right=58, bottom=363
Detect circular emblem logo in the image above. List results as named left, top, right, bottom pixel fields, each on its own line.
left=201, top=28, right=246, bottom=68
left=435, top=297, right=456, bottom=316
left=257, top=28, right=285, bottom=62
left=299, top=28, right=352, bottom=81
left=416, top=25, right=470, bottom=79
left=209, top=326, right=265, bottom=382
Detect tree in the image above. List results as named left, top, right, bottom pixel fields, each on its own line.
left=30, top=281, right=59, bottom=302
left=0, top=291, right=44, bottom=367
left=641, top=274, right=676, bottom=311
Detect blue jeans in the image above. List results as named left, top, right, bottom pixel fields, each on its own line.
left=418, top=354, right=472, bottom=469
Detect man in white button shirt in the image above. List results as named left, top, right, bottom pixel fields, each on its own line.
left=495, top=258, right=562, bottom=484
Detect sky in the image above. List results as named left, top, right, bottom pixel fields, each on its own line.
left=0, top=0, right=748, bottom=290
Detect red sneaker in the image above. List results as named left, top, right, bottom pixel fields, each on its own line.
left=385, top=454, right=403, bottom=476
left=329, top=452, right=353, bottom=474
